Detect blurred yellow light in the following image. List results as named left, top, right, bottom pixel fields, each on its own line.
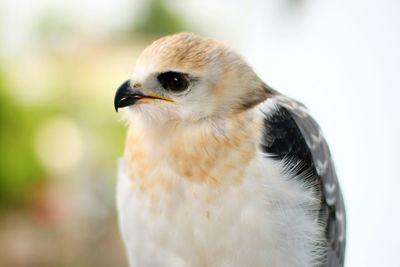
left=34, top=116, right=84, bottom=175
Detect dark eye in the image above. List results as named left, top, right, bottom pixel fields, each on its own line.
left=157, top=71, right=189, bottom=93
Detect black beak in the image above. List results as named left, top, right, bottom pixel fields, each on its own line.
left=114, top=80, right=144, bottom=112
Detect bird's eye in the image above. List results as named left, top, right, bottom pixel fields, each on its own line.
left=157, top=71, right=189, bottom=93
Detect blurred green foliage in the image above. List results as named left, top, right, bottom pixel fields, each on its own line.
left=0, top=1, right=198, bottom=265
left=131, top=0, right=186, bottom=37
left=0, top=0, right=191, bottom=209
left=0, top=39, right=129, bottom=267
left=0, top=69, right=45, bottom=206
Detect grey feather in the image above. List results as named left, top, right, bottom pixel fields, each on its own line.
left=263, top=94, right=346, bottom=267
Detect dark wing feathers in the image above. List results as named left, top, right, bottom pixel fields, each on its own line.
left=261, top=104, right=317, bottom=183
left=261, top=95, right=346, bottom=267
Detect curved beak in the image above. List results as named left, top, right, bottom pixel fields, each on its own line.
left=114, top=80, right=174, bottom=112
left=114, top=80, right=143, bottom=112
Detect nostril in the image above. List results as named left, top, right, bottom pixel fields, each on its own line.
left=132, top=82, right=142, bottom=89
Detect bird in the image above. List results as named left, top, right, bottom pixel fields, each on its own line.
left=114, top=32, right=346, bottom=267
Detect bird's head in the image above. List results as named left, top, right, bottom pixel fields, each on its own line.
left=114, top=33, right=271, bottom=126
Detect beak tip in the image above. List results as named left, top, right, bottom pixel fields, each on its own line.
left=114, top=79, right=131, bottom=112
left=114, top=100, right=119, bottom=112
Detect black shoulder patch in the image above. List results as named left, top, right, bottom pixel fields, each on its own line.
left=261, top=105, right=316, bottom=181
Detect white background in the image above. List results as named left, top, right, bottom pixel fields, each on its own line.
left=178, top=2, right=400, bottom=266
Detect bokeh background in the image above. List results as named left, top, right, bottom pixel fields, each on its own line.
left=0, top=0, right=399, bottom=266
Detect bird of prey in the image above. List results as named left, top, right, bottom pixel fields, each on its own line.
left=114, top=33, right=345, bottom=267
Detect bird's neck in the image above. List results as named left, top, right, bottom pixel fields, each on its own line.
left=124, top=111, right=263, bottom=192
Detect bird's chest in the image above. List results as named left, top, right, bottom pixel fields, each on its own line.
left=117, top=155, right=276, bottom=267
left=118, top=120, right=276, bottom=266
left=117, top=118, right=319, bottom=267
